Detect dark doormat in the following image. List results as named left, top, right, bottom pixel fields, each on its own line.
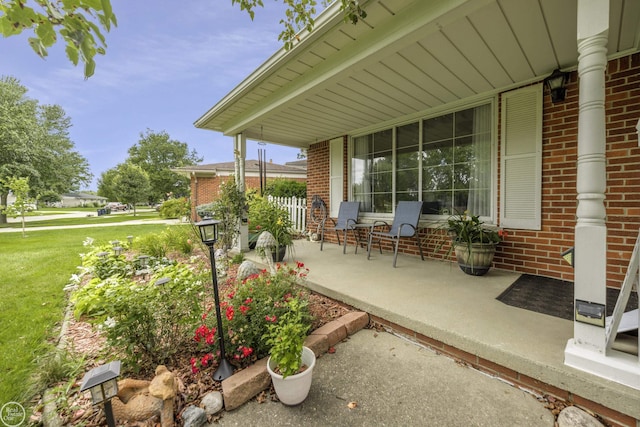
left=497, top=274, right=638, bottom=321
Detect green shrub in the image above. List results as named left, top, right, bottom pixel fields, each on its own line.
left=73, top=263, right=205, bottom=371
left=134, top=225, right=198, bottom=257
left=264, top=179, right=306, bottom=198
left=159, top=198, right=190, bottom=219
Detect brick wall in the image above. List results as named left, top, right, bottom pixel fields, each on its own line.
left=307, top=53, right=640, bottom=287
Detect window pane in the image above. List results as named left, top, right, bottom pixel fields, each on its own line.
left=352, top=130, right=393, bottom=213
left=422, top=104, right=492, bottom=216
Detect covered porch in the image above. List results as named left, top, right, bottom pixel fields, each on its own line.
left=245, top=239, right=640, bottom=425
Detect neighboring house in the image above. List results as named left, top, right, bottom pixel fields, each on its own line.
left=60, top=193, right=107, bottom=207
left=173, top=159, right=306, bottom=219
left=194, top=0, right=640, bottom=416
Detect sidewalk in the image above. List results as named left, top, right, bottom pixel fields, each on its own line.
left=214, top=328, right=555, bottom=426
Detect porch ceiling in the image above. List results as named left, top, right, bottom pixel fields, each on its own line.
left=195, top=0, right=640, bottom=149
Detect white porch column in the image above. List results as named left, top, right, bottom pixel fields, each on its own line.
left=234, top=133, right=249, bottom=252
left=564, top=0, right=640, bottom=389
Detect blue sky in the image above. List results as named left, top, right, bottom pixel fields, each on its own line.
left=1, top=1, right=302, bottom=190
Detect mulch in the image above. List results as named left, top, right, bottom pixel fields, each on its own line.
left=496, top=274, right=638, bottom=321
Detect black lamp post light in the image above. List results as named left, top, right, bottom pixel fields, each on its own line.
left=195, top=217, right=234, bottom=381
left=80, top=361, right=121, bottom=427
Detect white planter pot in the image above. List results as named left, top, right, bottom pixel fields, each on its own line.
left=266, top=346, right=316, bottom=405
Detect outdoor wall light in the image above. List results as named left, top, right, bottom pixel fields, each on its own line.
left=113, top=246, right=123, bottom=256
left=195, top=217, right=233, bottom=381
left=544, top=68, right=569, bottom=103
left=80, top=360, right=121, bottom=427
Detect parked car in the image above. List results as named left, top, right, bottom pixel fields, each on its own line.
left=105, top=202, right=127, bottom=211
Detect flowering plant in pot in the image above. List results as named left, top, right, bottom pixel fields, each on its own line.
left=248, top=196, right=294, bottom=261
left=436, top=211, right=507, bottom=276
left=263, top=296, right=315, bottom=405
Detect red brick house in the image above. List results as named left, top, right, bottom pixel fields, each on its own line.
left=194, top=0, right=640, bottom=411
left=174, top=160, right=306, bottom=220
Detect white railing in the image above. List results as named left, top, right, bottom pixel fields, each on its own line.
left=605, top=230, right=639, bottom=359
left=268, top=195, right=307, bottom=233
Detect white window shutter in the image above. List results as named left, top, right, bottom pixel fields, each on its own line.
left=329, top=138, right=344, bottom=217
left=500, top=84, right=542, bottom=229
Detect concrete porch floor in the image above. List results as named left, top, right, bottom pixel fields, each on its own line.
left=245, top=239, right=640, bottom=424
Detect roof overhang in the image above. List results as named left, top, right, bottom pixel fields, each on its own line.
left=195, top=0, right=640, bottom=148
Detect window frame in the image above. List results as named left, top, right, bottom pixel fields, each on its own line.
left=348, top=98, right=498, bottom=223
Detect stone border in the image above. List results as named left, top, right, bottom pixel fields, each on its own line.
left=221, top=311, right=370, bottom=410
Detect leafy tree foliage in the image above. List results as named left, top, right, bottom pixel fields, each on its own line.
left=1, top=1, right=364, bottom=77
left=0, top=0, right=117, bottom=78
left=127, top=129, right=202, bottom=204
left=0, top=76, right=91, bottom=223
left=112, top=162, right=150, bottom=216
left=96, top=168, right=119, bottom=202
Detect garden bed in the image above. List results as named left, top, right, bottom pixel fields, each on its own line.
left=35, top=246, right=356, bottom=426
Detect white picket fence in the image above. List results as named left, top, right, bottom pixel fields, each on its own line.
left=267, top=195, right=307, bottom=233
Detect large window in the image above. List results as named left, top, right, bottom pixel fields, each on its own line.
left=351, top=103, right=492, bottom=216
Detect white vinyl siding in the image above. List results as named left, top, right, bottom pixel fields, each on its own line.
left=500, top=84, right=543, bottom=229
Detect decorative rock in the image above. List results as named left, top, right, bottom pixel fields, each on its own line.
left=557, top=406, right=604, bottom=427
left=201, top=391, right=224, bottom=415
left=181, top=406, right=207, bottom=427
left=237, top=260, right=261, bottom=281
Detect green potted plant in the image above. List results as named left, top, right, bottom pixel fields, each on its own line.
left=248, top=197, right=294, bottom=261
left=263, top=297, right=315, bottom=405
left=438, top=211, right=507, bottom=276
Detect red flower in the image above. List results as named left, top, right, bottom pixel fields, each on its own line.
left=190, top=357, right=199, bottom=374
left=205, top=329, right=216, bottom=345
left=201, top=353, right=213, bottom=366
left=239, top=305, right=249, bottom=315
left=265, top=315, right=277, bottom=323
left=244, top=297, right=253, bottom=304
left=240, top=346, right=253, bottom=358
left=226, top=306, right=235, bottom=321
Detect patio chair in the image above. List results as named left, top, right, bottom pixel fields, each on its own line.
left=320, top=201, right=361, bottom=253
left=367, top=201, right=425, bottom=267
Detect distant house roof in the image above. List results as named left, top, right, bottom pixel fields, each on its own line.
left=62, top=192, right=107, bottom=200
left=173, top=159, right=306, bottom=179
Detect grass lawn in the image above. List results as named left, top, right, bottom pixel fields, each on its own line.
left=0, top=224, right=170, bottom=406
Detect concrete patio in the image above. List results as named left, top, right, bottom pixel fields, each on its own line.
left=245, top=239, right=640, bottom=425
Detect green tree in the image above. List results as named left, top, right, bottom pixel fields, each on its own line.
left=112, top=163, right=150, bottom=216
left=1, top=176, right=32, bottom=237
left=1, top=1, right=365, bottom=77
left=96, top=168, right=119, bottom=202
left=126, top=129, right=202, bottom=204
left=0, top=76, right=91, bottom=224
left=0, top=0, right=117, bottom=78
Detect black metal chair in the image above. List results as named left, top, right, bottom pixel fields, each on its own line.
left=320, top=201, right=361, bottom=253
left=367, top=201, right=424, bottom=267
